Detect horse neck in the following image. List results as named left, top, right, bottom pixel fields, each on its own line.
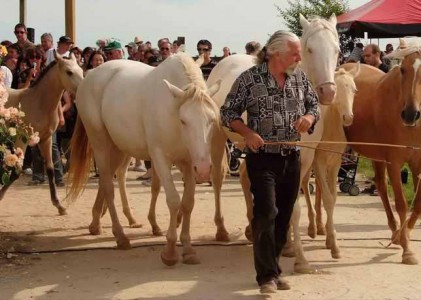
left=29, top=65, right=65, bottom=110
left=377, top=67, right=401, bottom=106
left=322, top=102, right=346, bottom=141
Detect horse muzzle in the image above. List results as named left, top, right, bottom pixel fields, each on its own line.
left=342, top=114, right=354, bottom=127
left=194, top=163, right=212, bottom=183
left=316, top=82, right=337, bottom=105
left=401, top=108, right=421, bottom=127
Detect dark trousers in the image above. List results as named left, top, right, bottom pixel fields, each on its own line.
left=245, top=152, right=301, bottom=285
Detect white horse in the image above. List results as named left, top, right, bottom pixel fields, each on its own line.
left=301, top=64, right=360, bottom=259
left=205, top=14, right=340, bottom=272
left=67, top=53, right=221, bottom=266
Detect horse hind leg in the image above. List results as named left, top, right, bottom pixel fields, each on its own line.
left=239, top=161, right=254, bottom=242
left=211, top=131, right=230, bottom=242
left=148, top=164, right=163, bottom=236
left=38, top=136, right=67, bottom=215
left=94, top=145, right=131, bottom=250
left=116, top=156, right=142, bottom=228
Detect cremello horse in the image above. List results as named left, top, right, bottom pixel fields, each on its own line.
left=301, top=64, right=360, bottom=259
left=2, top=53, right=83, bottom=214
left=203, top=15, right=340, bottom=247
left=67, top=53, right=221, bottom=266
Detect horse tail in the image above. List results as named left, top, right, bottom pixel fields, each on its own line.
left=66, top=115, right=93, bottom=203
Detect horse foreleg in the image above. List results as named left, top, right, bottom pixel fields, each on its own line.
left=315, top=161, right=341, bottom=259
left=387, top=163, right=417, bottom=265
left=211, top=131, right=229, bottom=241
left=153, top=154, right=181, bottom=266
left=407, top=163, right=421, bottom=229
left=239, top=161, right=253, bottom=242
left=89, top=187, right=105, bottom=235
left=148, top=165, right=163, bottom=236
left=178, top=161, right=200, bottom=265
left=116, top=156, right=142, bottom=228
left=290, top=198, right=314, bottom=273
left=301, top=168, right=317, bottom=238
left=314, top=178, right=325, bottom=235
left=38, top=136, right=67, bottom=215
left=373, top=161, right=398, bottom=240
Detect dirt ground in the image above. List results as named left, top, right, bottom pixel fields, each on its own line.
left=1, top=170, right=421, bottom=300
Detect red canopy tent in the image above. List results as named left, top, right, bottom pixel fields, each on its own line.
left=337, top=0, right=421, bottom=38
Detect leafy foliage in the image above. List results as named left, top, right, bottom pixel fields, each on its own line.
left=276, top=0, right=359, bottom=54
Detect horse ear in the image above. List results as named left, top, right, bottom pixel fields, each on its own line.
left=195, top=54, right=204, bottom=67
left=349, top=62, right=361, bottom=78
left=69, top=52, right=77, bottom=61
left=328, top=13, right=337, bottom=26
left=54, top=50, right=63, bottom=62
left=299, top=14, right=310, bottom=31
left=398, top=38, right=407, bottom=50
left=177, top=44, right=186, bottom=53
left=163, top=79, right=184, bottom=99
left=208, top=79, right=221, bottom=97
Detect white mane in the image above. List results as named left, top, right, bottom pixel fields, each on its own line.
left=386, top=38, right=421, bottom=59
left=301, top=16, right=339, bottom=49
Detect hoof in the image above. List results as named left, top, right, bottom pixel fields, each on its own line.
left=402, top=253, right=418, bottom=265
left=215, top=230, right=230, bottom=242
left=129, top=222, right=143, bottom=228
left=116, top=238, right=132, bottom=250
left=317, top=226, right=326, bottom=236
left=89, top=224, right=102, bottom=235
left=308, top=226, right=316, bottom=239
left=294, top=263, right=315, bottom=274
left=245, top=225, right=253, bottom=242
left=183, top=253, right=201, bottom=265
left=57, top=205, right=67, bottom=216
left=161, top=249, right=179, bottom=266
left=331, top=250, right=341, bottom=259
left=152, top=227, right=163, bottom=236
left=281, top=246, right=295, bottom=258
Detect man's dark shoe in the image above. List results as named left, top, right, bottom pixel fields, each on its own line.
left=27, top=179, right=46, bottom=186
left=276, top=277, right=291, bottom=290
left=56, top=181, right=65, bottom=187
left=259, top=280, right=277, bottom=294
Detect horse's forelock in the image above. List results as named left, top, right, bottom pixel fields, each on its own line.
left=301, top=17, right=339, bottom=49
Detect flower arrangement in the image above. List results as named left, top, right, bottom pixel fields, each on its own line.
left=0, top=72, right=39, bottom=185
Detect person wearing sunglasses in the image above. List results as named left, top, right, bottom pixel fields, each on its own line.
left=196, top=39, right=217, bottom=80
left=158, top=40, right=173, bottom=62
left=12, top=23, right=34, bottom=56
left=17, top=46, right=45, bottom=89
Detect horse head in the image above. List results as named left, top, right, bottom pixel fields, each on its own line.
left=54, top=51, right=84, bottom=94
left=334, top=63, right=360, bottom=126
left=164, top=79, right=221, bottom=182
left=300, top=14, right=339, bottom=105
left=387, top=39, right=421, bottom=126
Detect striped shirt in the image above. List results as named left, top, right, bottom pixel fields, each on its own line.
left=220, top=62, right=319, bottom=154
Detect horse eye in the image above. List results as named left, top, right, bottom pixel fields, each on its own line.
left=180, top=120, right=186, bottom=125
left=400, top=68, right=405, bottom=75
left=66, top=70, right=73, bottom=76
left=307, top=48, right=313, bottom=54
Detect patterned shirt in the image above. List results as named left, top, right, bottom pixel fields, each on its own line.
left=220, top=62, right=319, bottom=154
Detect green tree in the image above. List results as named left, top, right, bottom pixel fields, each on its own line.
left=276, top=0, right=357, bottom=54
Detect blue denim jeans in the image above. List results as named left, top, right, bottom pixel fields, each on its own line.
left=31, top=132, right=64, bottom=183
left=245, top=151, right=300, bottom=285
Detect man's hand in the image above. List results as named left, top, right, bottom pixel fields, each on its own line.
left=294, top=115, right=315, bottom=133
left=244, top=131, right=265, bottom=153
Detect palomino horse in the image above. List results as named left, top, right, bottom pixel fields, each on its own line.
left=201, top=14, right=340, bottom=245
left=67, top=53, right=221, bottom=266
left=300, top=64, right=360, bottom=259
left=2, top=53, right=83, bottom=214
left=342, top=39, right=421, bottom=265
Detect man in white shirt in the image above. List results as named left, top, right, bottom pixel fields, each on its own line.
left=0, top=65, right=13, bottom=87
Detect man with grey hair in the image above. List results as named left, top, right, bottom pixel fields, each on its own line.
left=221, top=30, right=319, bottom=294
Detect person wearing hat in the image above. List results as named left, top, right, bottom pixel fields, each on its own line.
left=104, top=40, right=124, bottom=60
left=134, top=36, right=143, bottom=46
left=46, top=35, right=73, bottom=66
left=125, top=42, right=137, bottom=60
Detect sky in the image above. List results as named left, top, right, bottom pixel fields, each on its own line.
left=0, top=0, right=395, bottom=56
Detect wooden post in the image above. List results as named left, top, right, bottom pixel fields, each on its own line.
left=65, top=0, right=76, bottom=43
left=19, top=0, right=27, bottom=24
